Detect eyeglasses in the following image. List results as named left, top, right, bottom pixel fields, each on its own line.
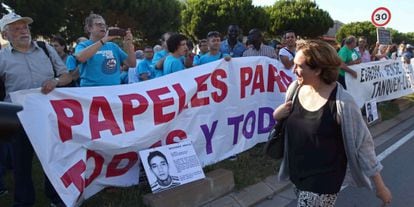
left=93, top=23, right=107, bottom=28
left=6, top=25, right=30, bottom=33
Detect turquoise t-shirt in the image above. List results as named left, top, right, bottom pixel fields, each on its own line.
left=198, top=52, right=228, bottom=65
left=136, top=59, right=152, bottom=80
left=65, top=55, right=77, bottom=71
left=151, top=49, right=168, bottom=78
left=75, top=40, right=127, bottom=86
left=337, top=46, right=360, bottom=76
left=163, top=55, right=185, bottom=75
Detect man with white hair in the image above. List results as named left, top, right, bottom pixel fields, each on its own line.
left=0, top=12, right=72, bottom=206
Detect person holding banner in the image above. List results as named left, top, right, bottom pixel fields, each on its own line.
left=274, top=39, right=392, bottom=206
left=0, top=12, right=72, bottom=207
left=337, top=35, right=359, bottom=89
left=147, top=151, right=180, bottom=193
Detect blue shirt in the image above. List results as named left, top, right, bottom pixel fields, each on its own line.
left=163, top=55, right=185, bottom=75
left=75, top=40, right=127, bottom=87
left=137, top=58, right=153, bottom=80
left=220, top=39, right=246, bottom=57
left=151, top=49, right=168, bottom=78
left=66, top=55, right=78, bottom=71
left=198, top=52, right=228, bottom=65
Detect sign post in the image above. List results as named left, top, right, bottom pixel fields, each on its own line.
left=371, top=7, right=391, bottom=27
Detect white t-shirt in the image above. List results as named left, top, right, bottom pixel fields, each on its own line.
left=279, top=47, right=294, bottom=61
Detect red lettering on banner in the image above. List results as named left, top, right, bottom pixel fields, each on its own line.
left=119, top=94, right=149, bottom=132
left=172, top=84, right=186, bottom=113
left=147, top=87, right=175, bottom=125
left=166, top=129, right=187, bottom=144
left=85, top=150, right=104, bottom=187
left=268, top=64, right=288, bottom=92
left=61, top=160, right=86, bottom=193
left=211, top=69, right=228, bottom=103
left=280, top=70, right=293, bottom=88
left=106, top=152, right=138, bottom=177
left=191, top=74, right=210, bottom=107
left=150, top=140, right=162, bottom=148
left=50, top=99, right=83, bottom=142
left=240, top=67, right=253, bottom=98
left=252, top=65, right=265, bottom=95
left=90, top=97, right=122, bottom=139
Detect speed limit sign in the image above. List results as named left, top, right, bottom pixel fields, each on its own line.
left=371, top=7, right=391, bottom=27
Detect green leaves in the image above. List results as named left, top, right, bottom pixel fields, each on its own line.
left=268, top=0, right=333, bottom=38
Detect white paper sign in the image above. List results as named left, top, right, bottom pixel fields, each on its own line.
left=139, top=140, right=205, bottom=193
left=365, top=100, right=379, bottom=124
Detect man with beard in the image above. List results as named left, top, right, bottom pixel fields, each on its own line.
left=0, top=12, right=72, bottom=207
left=242, top=28, right=276, bottom=58
left=220, top=24, right=246, bottom=57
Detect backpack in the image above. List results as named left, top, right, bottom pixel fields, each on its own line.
left=1, top=41, right=58, bottom=101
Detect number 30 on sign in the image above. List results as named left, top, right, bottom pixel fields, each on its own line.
left=371, top=7, right=391, bottom=27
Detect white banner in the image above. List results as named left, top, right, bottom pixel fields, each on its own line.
left=10, top=56, right=294, bottom=206
left=346, top=59, right=414, bottom=107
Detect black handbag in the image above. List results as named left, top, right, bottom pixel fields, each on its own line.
left=263, top=82, right=299, bottom=160
left=263, top=119, right=286, bottom=159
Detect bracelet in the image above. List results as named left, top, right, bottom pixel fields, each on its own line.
left=99, top=39, right=105, bottom=45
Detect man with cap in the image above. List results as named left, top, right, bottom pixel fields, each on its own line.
left=0, top=12, right=71, bottom=206
left=402, top=44, right=414, bottom=64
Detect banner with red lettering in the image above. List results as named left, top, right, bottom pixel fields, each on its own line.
left=345, top=59, right=414, bottom=107
left=10, top=56, right=294, bottom=206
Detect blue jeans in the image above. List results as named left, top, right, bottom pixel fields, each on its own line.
left=11, top=129, right=63, bottom=207
left=0, top=142, right=12, bottom=191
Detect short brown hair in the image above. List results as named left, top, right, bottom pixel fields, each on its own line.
left=296, top=39, right=341, bottom=84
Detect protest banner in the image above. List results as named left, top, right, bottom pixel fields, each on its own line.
left=139, top=140, right=205, bottom=193
left=345, top=59, right=414, bottom=108
left=10, top=56, right=294, bottom=206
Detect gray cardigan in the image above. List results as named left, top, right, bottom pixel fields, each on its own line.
left=278, top=80, right=383, bottom=190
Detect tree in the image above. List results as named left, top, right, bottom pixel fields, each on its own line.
left=336, top=21, right=377, bottom=46
left=1, top=0, right=182, bottom=46
left=267, top=0, right=333, bottom=38
left=181, top=0, right=269, bottom=41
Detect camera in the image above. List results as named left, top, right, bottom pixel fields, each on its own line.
left=108, top=28, right=126, bottom=37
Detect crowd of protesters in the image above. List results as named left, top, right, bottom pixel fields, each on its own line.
left=1, top=10, right=413, bottom=206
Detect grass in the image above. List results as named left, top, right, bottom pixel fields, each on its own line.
left=1, top=96, right=412, bottom=206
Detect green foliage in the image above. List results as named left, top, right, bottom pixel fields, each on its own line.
left=180, top=0, right=269, bottom=41
left=336, top=21, right=414, bottom=47
left=336, top=21, right=377, bottom=46
left=1, top=0, right=182, bottom=45
left=267, top=0, right=333, bottom=38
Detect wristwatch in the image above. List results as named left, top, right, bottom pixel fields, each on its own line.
left=54, top=77, right=60, bottom=86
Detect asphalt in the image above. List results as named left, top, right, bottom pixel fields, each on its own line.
left=204, top=99, right=414, bottom=207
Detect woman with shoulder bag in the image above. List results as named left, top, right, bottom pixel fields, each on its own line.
left=273, top=39, right=392, bottom=207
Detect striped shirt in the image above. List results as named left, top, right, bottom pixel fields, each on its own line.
left=242, top=44, right=276, bottom=58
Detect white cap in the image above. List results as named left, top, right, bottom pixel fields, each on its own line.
left=406, top=44, right=414, bottom=49
left=0, top=13, right=33, bottom=31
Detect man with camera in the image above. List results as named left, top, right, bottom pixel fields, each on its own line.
left=74, top=13, right=136, bottom=87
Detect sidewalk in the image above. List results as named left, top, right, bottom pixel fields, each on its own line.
left=204, top=100, right=414, bottom=207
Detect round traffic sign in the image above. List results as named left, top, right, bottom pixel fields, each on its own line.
left=371, top=7, right=391, bottom=27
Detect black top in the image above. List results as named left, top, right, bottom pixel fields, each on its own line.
left=286, top=86, right=347, bottom=194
